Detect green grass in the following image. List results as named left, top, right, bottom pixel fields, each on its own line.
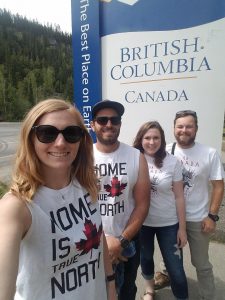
left=0, top=182, right=8, bottom=198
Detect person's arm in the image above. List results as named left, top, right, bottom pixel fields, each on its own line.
left=0, top=193, right=31, bottom=300
left=173, top=180, right=187, bottom=248
left=121, top=153, right=150, bottom=240
left=106, top=153, right=150, bottom=264
left=202, top=179, right=224, bottom=233
left=103, top=233, right=117, bottom=300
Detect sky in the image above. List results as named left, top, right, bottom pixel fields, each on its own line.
left=0, top=0, right=72, bottom=33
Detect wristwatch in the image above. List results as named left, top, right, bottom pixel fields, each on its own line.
left=208, top=213, right=219, bottom=222
left=118, top=235, right=130, bottom=249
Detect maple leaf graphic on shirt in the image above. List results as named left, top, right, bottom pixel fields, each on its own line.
left=75, top=218, right=102, bottom=258
left=104, top=176, right=127, bottom=197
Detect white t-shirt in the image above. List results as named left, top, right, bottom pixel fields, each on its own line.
left=167, top=142, right=225, bottom=221
left=15, top=180, right=107, bottom=300
left=93, top=142, right=140, bottom=237
left=144, top=152, right=183, bottom=227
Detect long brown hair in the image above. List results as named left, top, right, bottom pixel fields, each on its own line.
left=10, top=99, right=98, bottom=202
left=133, top=121, right=166, bottom=168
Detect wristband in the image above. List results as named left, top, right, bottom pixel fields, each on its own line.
left=106, top=273, right=116, bottom=282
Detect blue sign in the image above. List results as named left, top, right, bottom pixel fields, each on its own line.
left=100, top=0, right=225, bottom=35
left=71, top=0, right=101, bottom=132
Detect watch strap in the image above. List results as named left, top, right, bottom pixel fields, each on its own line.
left=106, top=273, right=116, bottom=282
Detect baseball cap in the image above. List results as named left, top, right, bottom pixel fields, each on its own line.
left=92, top=100, right=125, bottom=119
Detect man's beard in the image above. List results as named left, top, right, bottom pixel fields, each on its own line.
left=96, top=130, right=120, bottom=146
left=176, top=134, right=196, bottom=147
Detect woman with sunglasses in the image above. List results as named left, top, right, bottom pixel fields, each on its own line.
left=0, top=99, right=116, bottom=300
left=133, top=121, right=188, bottom=300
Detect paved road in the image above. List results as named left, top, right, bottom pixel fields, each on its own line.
left=0, top=122, right=21, bottom=183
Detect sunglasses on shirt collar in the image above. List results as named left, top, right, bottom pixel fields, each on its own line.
left=32, top=125, right=84, bottom=143
left=94, top=116, right=121, bottom=126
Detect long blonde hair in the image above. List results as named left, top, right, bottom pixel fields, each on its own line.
left=10, top=99, right=98, bottom=202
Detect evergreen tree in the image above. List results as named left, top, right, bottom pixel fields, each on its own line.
left=0, top=9, right=73, bottom=121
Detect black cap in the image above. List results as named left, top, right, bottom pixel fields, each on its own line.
left=92, top=100, right=125, bottom=119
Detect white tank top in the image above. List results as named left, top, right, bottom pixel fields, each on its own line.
left=15, top=180, right=107, bottom=300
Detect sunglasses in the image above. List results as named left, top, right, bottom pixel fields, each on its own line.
left=95, top=116, right=121, bottom=126
left=175, top=110, right=197, bottom=118
left=32, top=125, right=84, bottom=143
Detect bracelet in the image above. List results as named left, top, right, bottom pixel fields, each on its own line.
left=106, top=273, right=116, bottom=282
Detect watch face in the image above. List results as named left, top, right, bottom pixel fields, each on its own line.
left=119, top=236, right=130, bottom=248
left=214, top=215, right=219, bottom=221
left=121, top=238, right=129, bottom=248
left=208, top=214, right=219, bottom=222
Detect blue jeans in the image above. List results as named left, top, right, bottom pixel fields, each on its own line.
left=140, top=224, right=188, bottom=300
left=114, top=240, right=136, bottom=294
left=117, top=235, right=140, bottom=300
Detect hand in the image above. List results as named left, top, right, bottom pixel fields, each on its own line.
left=177, top=228, right=187, bottom=248
left=201, top=217, right=216, bottom=233
left=106, top=235, right=122, bottom=264
left=117, top=254, right=128, bottom=263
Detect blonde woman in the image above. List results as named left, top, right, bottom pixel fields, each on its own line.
left=0, top=99, right=116, bottom=300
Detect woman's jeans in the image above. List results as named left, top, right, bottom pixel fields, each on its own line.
left=140, top=224, right=188, bottom=300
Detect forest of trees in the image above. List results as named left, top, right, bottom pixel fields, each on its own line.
left=0, top=9, right=73, bottom=121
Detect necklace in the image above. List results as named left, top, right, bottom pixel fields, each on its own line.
left=56, top=181, right=72, bottom=200
left=58, top=193, right=65, bottom=200
left=56, top=188, right=67, bottom=200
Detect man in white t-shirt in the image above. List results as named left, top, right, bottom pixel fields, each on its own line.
left=90, top=100, right=150, bottom=300
left=156, top=110, right=224, bottom=300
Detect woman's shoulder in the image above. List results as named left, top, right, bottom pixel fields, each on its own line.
left=1, top=191, right=26, bottom=208
left=0, top=192, right=32, bottom=235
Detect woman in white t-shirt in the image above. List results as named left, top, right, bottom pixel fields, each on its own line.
left=133, top=121, right=188, bottom=300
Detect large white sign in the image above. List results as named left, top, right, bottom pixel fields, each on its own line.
left=72, top=0, right=225, bottom=151
left=102, top=20, right=225, bottom=151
